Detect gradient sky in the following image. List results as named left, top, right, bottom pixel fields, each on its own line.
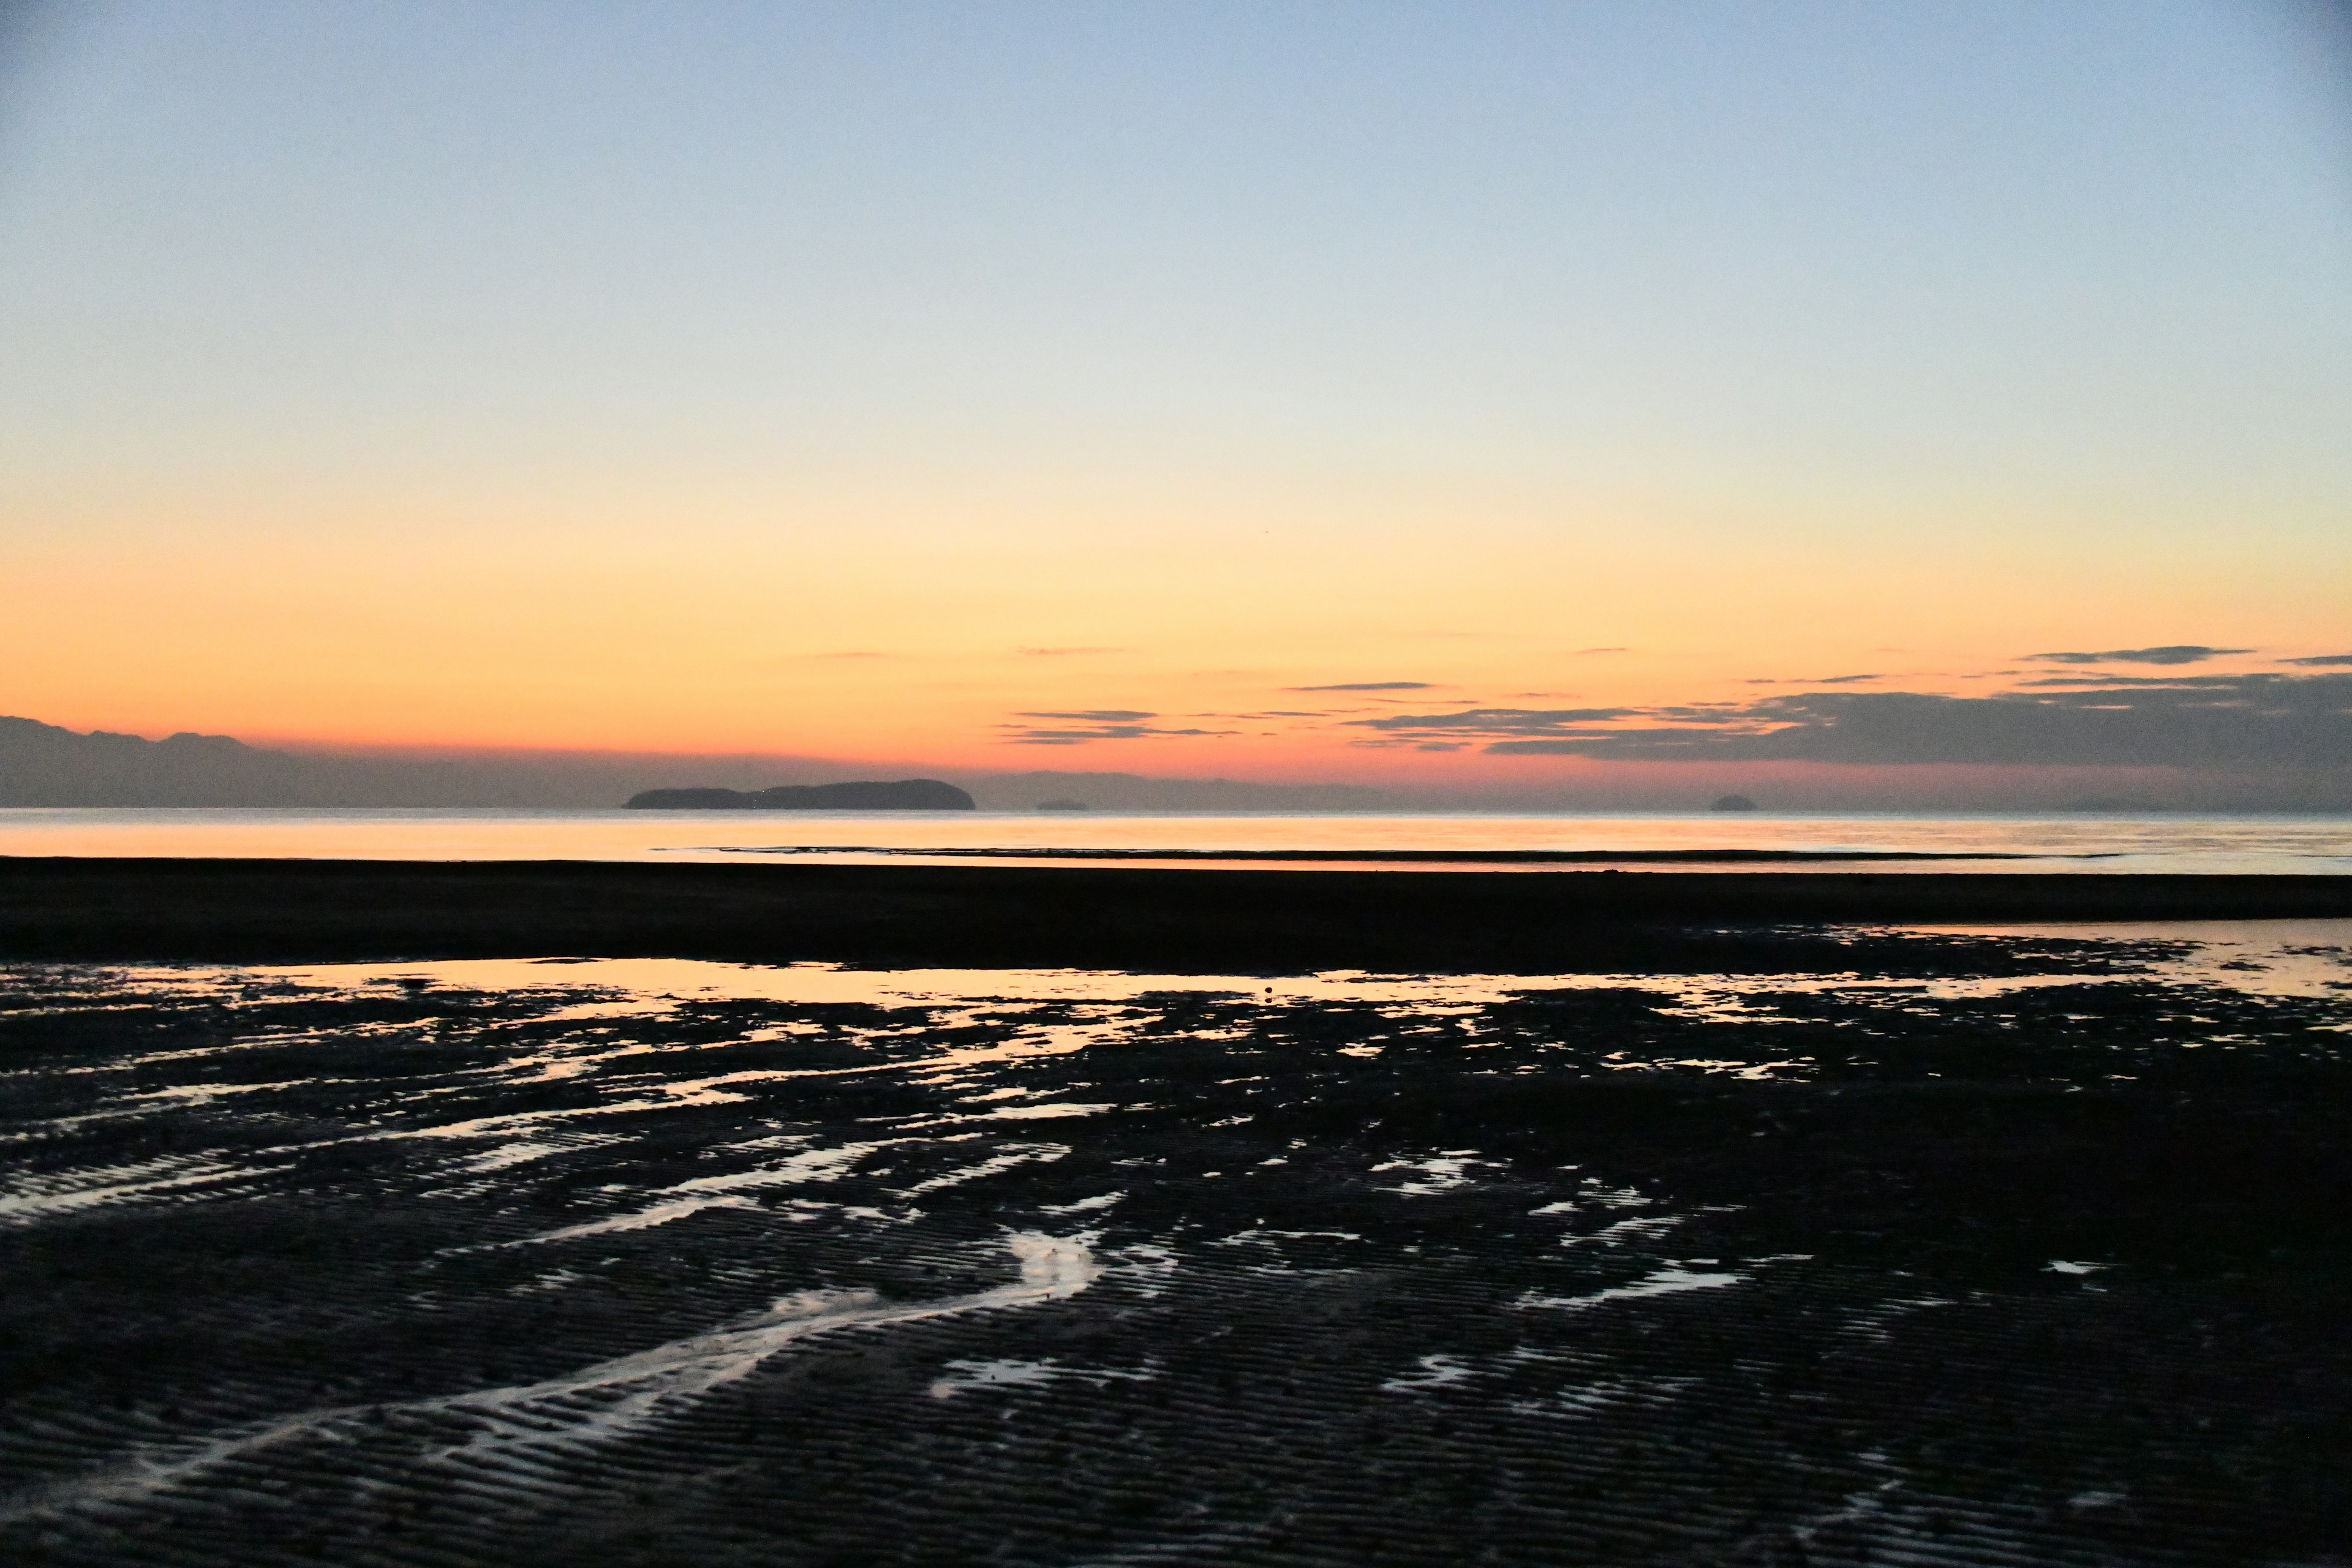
left=2, top=1, right=2348, bottom=788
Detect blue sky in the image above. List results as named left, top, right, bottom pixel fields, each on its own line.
left=6, top=1, right=2346, bottom=508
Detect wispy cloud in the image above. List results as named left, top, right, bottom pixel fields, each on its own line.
left=990, top=658, right=2352, bottom=767
left=1018, top=710, right=1156, bottom=722
left=998, top=709, right=1237, bottom=745
left=1345, top=707, right=1630, bottom=747
left=2024, top=645, right=2252, bottom=666
left=2016, top=673, right=2234, bottom=688
left=1017, top=646, right=1123, bottom=657
left=1571, top=647, right=1629, bottom=655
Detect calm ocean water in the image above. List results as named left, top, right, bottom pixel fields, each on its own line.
left=2, top=808, right=2348, bottom=874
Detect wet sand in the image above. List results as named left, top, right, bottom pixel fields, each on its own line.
left=4, top=867, right=2350, bottom=1564
left=2, top=933, right=2349, bottom=1565
left=5, top=857, right=2351, bottom=970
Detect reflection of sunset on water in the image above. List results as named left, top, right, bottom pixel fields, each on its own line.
left=2, top=807, right=2348, bottom=875
left=6, top=923, right=2349, bottom=1561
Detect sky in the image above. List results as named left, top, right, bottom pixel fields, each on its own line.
left=1, top=0, right=2348, bottom=801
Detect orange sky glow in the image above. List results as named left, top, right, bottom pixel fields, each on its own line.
left=8, top=476, right=2346, bottom=783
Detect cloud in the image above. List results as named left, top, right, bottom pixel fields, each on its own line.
left=1808, top=673, right=1882, bottom=685
left=1572, top=647, right=1629, bottom=655
left=1017, top=710, right=1155, bottom=722
left=2016, top=673, right=2234, bottom=688
left=1000, top=726, right=1231, bottom=745
left=2024, top=646, right=2253, bottom=666
left=1346, top=707, right=1631, bottom=742
left=998, top=709, right=1237, bottom=745
left=2284, top=654, right=2352, bottom=666
left=1287, top=681, right=1436, bottom=692
left=1477, top=674, right=2352, bottom=769
left=1017, top=646, right=1122, bottom=657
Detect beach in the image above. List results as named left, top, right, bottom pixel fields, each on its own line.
left=2, top=860, right=2350, bottom=1564
left=6, top=858, right=2352, bottom=970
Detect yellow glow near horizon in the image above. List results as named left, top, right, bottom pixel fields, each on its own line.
left=7, top=475, right=2345, bottom=781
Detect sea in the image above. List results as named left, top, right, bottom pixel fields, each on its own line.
left=1, top=805, right=2348, bottom=874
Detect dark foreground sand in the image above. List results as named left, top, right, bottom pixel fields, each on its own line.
left=2, top=867, right=2349, bottom=1566
left=5, top=858, right=2351, bottom=969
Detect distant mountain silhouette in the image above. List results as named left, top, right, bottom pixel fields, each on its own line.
left=0, top=716, right=318, bottom=805
left=0, top=715, right=875, bottom=807
left=627, top=780, right=975, bottom=810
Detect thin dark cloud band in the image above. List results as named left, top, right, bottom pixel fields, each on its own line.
left=2024, top=645, right=2252, bottom=666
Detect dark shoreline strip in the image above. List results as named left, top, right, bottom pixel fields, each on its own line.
left=3, top=858, right=2348, bottom=971
left=690, top=845, right=2076, bottom=863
